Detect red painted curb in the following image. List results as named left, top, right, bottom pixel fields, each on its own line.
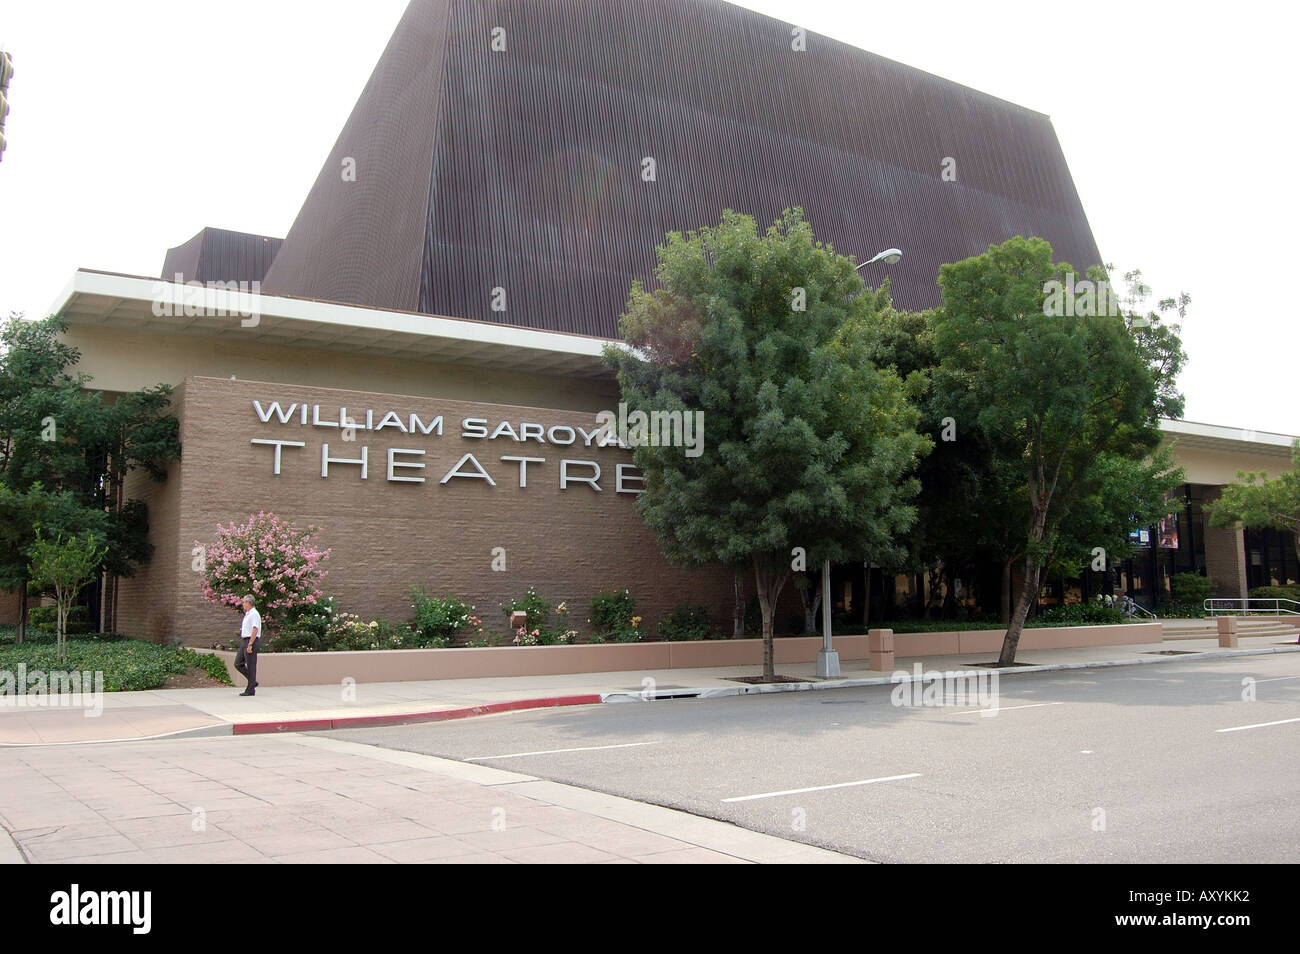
left=230, top=694, right=604, bottom=735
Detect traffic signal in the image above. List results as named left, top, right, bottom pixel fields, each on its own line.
left=0, top=51, right=13, bottom=162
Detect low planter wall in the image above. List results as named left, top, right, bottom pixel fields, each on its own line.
left=198, top=621, right=1162, bottom=687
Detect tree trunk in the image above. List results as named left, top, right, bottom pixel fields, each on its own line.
left=1001, top=496, right=1050, bottom=665
left=732, top=569, right=744, bottom=639
left=16, top=580, right=26, bottom=644
left=799, top=575, right=821, bottom=634
left=760, top=599, right=775, bottom=680
left=999, top=554, right=1041, bottom=666
left=943, top=561, right=956, bottom=618
left=752, top=556, right=789, bottom=682
left=57, top=593, right=67, bottom=663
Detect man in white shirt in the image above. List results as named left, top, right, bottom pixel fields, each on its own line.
left=235, top=594, right=261, bottom=696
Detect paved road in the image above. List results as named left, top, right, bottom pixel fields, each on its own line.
left=330, top=653, right=1300, bottom=862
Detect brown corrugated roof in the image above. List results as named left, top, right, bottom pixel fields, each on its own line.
left=261, top=0, right=1103, bottom=339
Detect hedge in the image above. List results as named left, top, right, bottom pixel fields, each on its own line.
left=0, top=637, right=232, bottom=692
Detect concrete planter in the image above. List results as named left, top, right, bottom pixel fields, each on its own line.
left=200, top=621, right=1162, bottom=687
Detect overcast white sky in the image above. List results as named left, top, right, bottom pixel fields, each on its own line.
left=1, top=1, right=1296, bottom=434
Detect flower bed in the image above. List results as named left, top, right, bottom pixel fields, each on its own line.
left=197, top=621, right=1164, bottom=687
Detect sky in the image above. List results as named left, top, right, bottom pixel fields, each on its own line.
left=1, top=0, right=1296, bottom=434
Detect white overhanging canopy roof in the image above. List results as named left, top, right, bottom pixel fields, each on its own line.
left=1159, top=418, right=1296, bottom=458
left=46, top=270, right=1299, bottom=456
left=48, top=269, right=621, bottom=380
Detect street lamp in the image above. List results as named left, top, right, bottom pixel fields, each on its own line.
left=855, top=247, right=903, bottom=269
left=817, top=246, right=903, bottom=680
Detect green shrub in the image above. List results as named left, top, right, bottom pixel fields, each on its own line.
left=26, top=605, right=93, bottom=635
left=2, top=625, right=130, bottom=646
left=324, top=612, right=387, bottom=651
left=283, top=597, right=336, bottom=642
left=0, top=638, right=215, bottom=693
left=1035, top=598, right=1127, bottom=626
left=502, top=588, right=552, bottom=634
left=410, top=588, right=482, bottom=647
left=264, top=629, right=325, bottom=653
left=1170, top=572, right=1215, bottom=606
left=657, top=605, right=719, bottom=641
left=178, top=648, right=233, bottom=685
left=1248, top=585, right=1300, bottom=605
left=1155, top=600, right=1206, bottom=619
left=590, top=589, right=635, bottom=632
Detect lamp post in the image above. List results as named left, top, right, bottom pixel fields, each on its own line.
left=816, top=247, right=903, bottom=680
left=855, top=248, right=902, bottom=269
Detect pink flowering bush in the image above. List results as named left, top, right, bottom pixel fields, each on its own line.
left=197, top=512, right=331, bottom=630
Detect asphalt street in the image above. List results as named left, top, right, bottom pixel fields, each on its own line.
left=329, top=652, right=1300, bottom=862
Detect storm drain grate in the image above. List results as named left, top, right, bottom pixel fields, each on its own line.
left=617, top=685, right=702, bottom=700
left=1144, top=650, right=1198, bottom=655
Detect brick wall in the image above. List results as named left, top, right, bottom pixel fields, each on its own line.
left=1203, top=524, right=1248, bottom=600
left=115, top=388, right=186, bottom=642
left=167, top=377, right=750, bottom=646
left=0, top=589, right=19, bottom=626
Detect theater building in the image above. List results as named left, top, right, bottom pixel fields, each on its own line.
left=16, top=0, right=1296, bottom=641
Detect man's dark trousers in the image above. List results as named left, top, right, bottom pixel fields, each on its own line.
left=235, top=638, right=258, bottom=690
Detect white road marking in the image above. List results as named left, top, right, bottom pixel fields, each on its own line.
left=466, top=740, right=665, bottom=761
left=1216, top=717, right=1300, bottom=733
left=1254, top=675, right=1300, bottom=683
left=953, top=701, right=1065, bottom=715
left=722, top=773, right=921, bottom=802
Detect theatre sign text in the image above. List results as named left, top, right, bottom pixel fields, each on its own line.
left=246, top=400, right=644, bottom=495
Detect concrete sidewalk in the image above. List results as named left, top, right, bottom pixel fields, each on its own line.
left=0, top=733, right=859, bottom=863
left=2, top=637, right=1297, bottom=745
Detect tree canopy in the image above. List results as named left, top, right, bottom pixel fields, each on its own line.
left=0, top=314, right=180, bottom=639
left=606, top=208, right=930, bottom=679
left=930, top=237, right=1186, bottom=663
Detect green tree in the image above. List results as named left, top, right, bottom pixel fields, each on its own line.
left=27, top=530, right=107, bottom=661
left=606, top=209, right=930, bottom=680
left=1205, top=440, right=1300, bottom=566
left=0, top=314, right=179, bottom=639
left=931, top=237, right=1186, bottom=664
left=1044, top=446, right=1183, bottom=589
left=869, top=303, right=1028, bottom=620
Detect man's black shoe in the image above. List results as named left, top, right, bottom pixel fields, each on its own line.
left=240, top=689, right=255, bottom=696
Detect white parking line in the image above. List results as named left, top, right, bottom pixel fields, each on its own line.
left=1216, top=717, right=1300, bottom=733
left=723, top=773, right=921, bottom=802
left=953, top=701, right=1065, bottom=715
left=1254, top=675, right=1300, bottom=683
left=466, top=740, right=665, bottom=761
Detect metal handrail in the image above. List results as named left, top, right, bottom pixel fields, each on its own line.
left=1127, top=601, right=1158, bottom=621
left=1204, top=598, right=1300, bottom=617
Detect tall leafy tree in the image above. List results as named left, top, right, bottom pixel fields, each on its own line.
left=606, top=209, right=930, bottom=680
left=0, top=314, right=179, bottom=639
left=870, top=302, right=1028, bottom=620
left=931, top=237, right=1186, bottom=664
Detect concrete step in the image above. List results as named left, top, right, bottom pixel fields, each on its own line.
left=1162, top=618, right=1300, bottom=641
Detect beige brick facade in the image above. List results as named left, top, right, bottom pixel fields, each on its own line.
left=1203, top=523, right=1248, bottom=600
left=119, top=376, right=738, bottom=646
left=114, top=388, right=186, bottom=641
